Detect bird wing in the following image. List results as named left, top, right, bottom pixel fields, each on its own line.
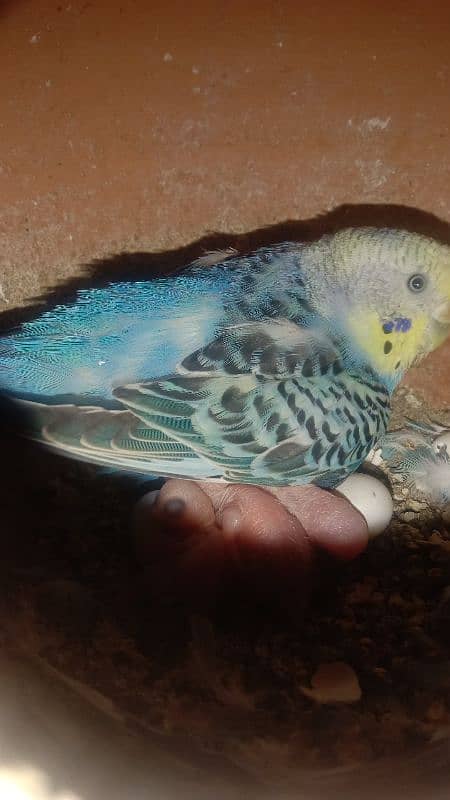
left=17, top=400, right=219, bottom=479
left=19, top=319, right=391, bottom=486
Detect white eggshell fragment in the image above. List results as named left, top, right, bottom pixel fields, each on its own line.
left=336, top=473, right=393, bottom=538
left=433, top=431, right=450, bottom=457
left=365, top=446, right=384, bottom=466
left=301, top=662, right=362, bottom=704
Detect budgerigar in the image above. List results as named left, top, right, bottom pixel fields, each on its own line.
left=0, top=227, right=449, bottom=488
left=372, top=420, right=450, bottom=506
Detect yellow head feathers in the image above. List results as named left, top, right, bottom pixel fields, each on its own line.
left=305, top=227, right=450, bottom=383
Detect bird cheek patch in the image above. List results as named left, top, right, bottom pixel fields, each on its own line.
left=382, top=317, right=412, bottom=334
left=347, top=309, right=427, bottom=379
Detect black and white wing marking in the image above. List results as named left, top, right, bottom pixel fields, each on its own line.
left=20, top=319, right=390, bottom=485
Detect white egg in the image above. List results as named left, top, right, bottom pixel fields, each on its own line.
left=336, top=473, right=393, bottom=539
left=433, top=431, right=450, bottom=457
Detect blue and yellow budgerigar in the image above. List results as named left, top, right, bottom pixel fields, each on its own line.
left=372, top=419, right=450, bottom=506
left=0, top=226, right=449, bottom=488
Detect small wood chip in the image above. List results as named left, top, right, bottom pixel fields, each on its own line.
left=430, top=532, right=450, bottom=553
left=301, top=662, right=362, bottom=704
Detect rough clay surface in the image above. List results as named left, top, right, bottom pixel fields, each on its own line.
left=0, top=0, right=450, bottom=405
left=1, top=386, right=449, bottom=800
left=1, top=2, right=450, bottom=798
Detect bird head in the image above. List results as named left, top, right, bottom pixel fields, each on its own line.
left=306, top=227, right=450, bottom=387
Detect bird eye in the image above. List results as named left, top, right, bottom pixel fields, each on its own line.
left=408, top=273, right=426, bottom=293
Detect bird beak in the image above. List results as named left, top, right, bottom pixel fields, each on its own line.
left=433, top=300, right=450, bottom=325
